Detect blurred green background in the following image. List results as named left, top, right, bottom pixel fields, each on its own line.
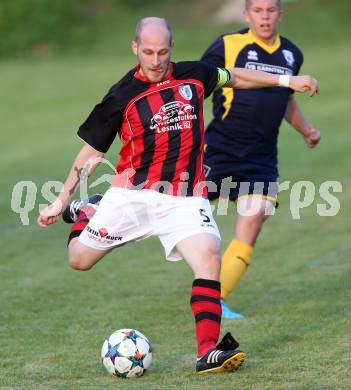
left=1, top=1, right=351, bottom=389
left=1, top=0, right=350, bottom=59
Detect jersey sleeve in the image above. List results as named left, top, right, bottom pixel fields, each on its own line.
left=192, top=61, right=226, bottom=98
left=77, top=90, right=124, bottom=153
left=290, top=47, right=304, bottom=95
left=295, top=50, right=304, bottom=75
left=200, top=36, right=225, bottom=68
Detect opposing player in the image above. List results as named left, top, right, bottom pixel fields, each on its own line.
left=201, top=0, right=321, bottom=319
left=37, top=17, right=318, bottom=373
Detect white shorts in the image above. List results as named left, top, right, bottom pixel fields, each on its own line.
left=78, top=187, right=220, bottom=261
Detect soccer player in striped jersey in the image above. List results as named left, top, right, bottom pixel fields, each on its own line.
left=201, top=0, right=321, bottom=319
left=37, top=17, right=318, bottom=373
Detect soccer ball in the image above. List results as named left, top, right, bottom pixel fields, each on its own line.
left=101, top=328, right=152, bottom=378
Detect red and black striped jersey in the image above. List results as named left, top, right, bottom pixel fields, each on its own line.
left=78, top=61, right=223, bottom=197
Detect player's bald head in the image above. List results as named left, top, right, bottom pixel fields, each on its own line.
left=135, top=17, right=173, bottom=45
left=245, top=0, right=281, bottom=9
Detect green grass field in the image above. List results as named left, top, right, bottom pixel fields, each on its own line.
left=1, top=2, right=351, bottom=389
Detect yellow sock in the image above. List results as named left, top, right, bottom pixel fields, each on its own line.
left=220, top=239, right=253, bottom=299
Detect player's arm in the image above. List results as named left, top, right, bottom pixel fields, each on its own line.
left=37, top=143, right=104, bottom=227
left=222, top=68, right=319, bottom=96
left=284, top=95, right=321, bottom=148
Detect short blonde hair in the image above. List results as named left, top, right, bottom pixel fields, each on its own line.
left=245, top=0, right=281, bottom=9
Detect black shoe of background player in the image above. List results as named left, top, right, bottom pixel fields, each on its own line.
left=62, top=194, right=103, bottom=223
left=196, top=332, right=246, bottom=374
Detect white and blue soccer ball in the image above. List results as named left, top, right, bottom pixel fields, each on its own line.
left=101, top=328, right=152, bottom=378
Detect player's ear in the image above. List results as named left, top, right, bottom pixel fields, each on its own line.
left=243, top=9, right=250, bottom=23
left=278, top=8, right=284, bottom=22
left=131, top=40, right=138, bottom=55
left=169, top=40, right=175, bottom=55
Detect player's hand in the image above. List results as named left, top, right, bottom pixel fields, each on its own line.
left=290, top=76, right=319, bottom=97
left=303, top=125, right=321, bottom=148
left=37, top=199, right=66, bottom=227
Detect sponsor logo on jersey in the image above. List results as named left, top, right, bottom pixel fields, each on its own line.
left=247, top=50, right=258, bottom=61
left=157, top=80, right=170, bottom=86
left=98, top=228, right=108, bottom=238
left=282, top=49, right=295, bottom=67
left=178, top=84, right=193, bottom=100
left=150, top=101, right=197, bottom=133
left=87, top=226, right=123, bottom=243
left=245, top=62, right=293, bottom=75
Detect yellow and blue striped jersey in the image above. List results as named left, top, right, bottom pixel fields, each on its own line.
left=201, top=28, right=303, bottom=178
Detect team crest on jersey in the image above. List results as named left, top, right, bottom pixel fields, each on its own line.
left=178, top=84, right=193, bottom=100
left=247, top=50, right=258, bottom=61
left=282, top=50, right=295, bottom=67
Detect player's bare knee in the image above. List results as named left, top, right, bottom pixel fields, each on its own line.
left=242, top=216, right=264, bottom=238
left=188, top=245, right=221, bottom=280
left=203, top=248, right=221, bottom=274
left=209, top=249, right=221, bottom=265
left=238, top=197, right=274, bottom=219
left=198, top=240, right=220, bottom=260
left=68, top=253, right=93, bottom=271
left=252, top=209, right=267, bottom=224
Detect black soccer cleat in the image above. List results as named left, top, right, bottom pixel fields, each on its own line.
left=196, top=333, right=246, bottom=374
left=62, top=194, right=103, bottom=223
